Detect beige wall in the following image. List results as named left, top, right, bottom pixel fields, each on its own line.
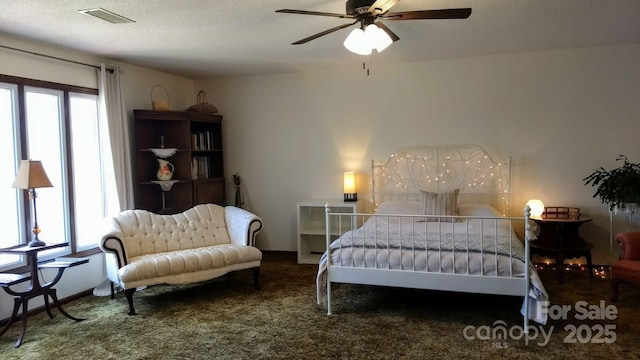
left=196, top=44, right=640, bottom=265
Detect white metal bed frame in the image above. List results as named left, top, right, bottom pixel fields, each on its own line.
left=323, top=145, right=536, bottom=330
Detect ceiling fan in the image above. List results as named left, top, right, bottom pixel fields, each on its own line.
left=276, top=0, right=471, bottom=55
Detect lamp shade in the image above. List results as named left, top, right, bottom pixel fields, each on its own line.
left=12, top=160, right=53, bottom=189
left=364, top=24, right=392, bottom=52
left=343, top=28, right=372, bottom=56
left=343, top=172, right=357, bottom=202
left=344, top=172, right=356, bottom=193
left=526, top=199, right=545, bottom=217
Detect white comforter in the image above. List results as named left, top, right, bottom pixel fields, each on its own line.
left=316, top=213, right=549, bottom=324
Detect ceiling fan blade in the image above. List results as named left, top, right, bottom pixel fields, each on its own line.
left=275, top=9, right=354, bottom=19
left=368, top=0, right=400, bottom=16
left=291, top=20, right=359, bottom=45
left=374, top=22, right=399, bottom=42
left=382, top=8, right=472, bottom=20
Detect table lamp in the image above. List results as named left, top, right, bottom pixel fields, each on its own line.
left=12, top=160, right=53, bottom=247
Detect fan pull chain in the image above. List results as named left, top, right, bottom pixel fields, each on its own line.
left=363, top=55, right=370, bottom=76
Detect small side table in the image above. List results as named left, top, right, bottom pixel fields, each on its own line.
left=530, top=216, right=594, bottom=283
left=0, top=243, right=88, bottom=347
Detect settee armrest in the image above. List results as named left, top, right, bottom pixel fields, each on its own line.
left=99, top=218, right=128, bottom=269
left=616, top=232, right=640, bottom=261
left=225, top=206, right=263, bottom=247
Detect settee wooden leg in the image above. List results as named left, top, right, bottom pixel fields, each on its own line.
left=253, top=268, right=261, bottom=290
left=124, top=288, right=137, bottom=315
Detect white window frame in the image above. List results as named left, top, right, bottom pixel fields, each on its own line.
left=69, top=92, right=110, bottom=251
left=0, top=83, right=25, bottom=269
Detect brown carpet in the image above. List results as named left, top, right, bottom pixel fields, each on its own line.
left=1, top=252, right=639, bottom=359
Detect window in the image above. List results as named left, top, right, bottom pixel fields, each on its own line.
left=70, top=93, right=119, bottom=250
left=0, top=75, right=118, bottom=270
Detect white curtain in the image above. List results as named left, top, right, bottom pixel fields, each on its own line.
left=98, top=64, right=134, bottom=212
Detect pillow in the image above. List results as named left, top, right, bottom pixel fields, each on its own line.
left=458, top=203, right=502, bottom=217
left=418, top=189, right=460, bottom=222
left=375, top=200, right=421, bottom=215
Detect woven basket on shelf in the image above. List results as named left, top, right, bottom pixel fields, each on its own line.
left=151, top=85, right=170, bottom=111
left=186, top=90, right=218, bottom=114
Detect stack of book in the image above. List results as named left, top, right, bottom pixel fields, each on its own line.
left=191, top=131, right=217, bottom=150
left=191, top=157, right=210, bottom=179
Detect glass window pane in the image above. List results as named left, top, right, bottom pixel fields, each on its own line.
left=25, top=87, right=68, bottom=249
left=70, top=93, right=104, bottom=250
left=0, top=84, right=23, bottom=268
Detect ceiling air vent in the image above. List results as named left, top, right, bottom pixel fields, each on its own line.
left=78, top=8, right=135, bottom=24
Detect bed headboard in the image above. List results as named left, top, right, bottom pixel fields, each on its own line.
left=371, top=144, right=511, bottom=215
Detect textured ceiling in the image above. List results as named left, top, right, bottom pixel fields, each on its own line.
left=0, top=0, right=639, bottom=78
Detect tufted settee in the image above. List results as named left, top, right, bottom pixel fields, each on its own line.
left=99, top=203, right=263, bottom=315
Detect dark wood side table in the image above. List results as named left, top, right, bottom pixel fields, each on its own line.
left=0, top=243, right=88, bottom=347
left=530, top=216, right=594, bottom=283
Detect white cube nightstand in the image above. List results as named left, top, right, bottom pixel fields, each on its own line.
left=296, top=200, right=359, bottom=264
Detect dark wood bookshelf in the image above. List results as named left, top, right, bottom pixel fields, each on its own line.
left=133, top=109, right=225, bottom=214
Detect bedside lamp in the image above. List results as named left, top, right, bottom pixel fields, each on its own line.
left=12, top=160, right=53, bottom=247
left=343, top=172, right=357, bottom=202
left=526, top=199, right=545, bottom=218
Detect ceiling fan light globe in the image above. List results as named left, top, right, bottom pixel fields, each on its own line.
left=344, top=28, right=372, bottom=55
left=365, top=24, right=393, bottom=52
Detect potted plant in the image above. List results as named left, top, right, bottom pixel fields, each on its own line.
left=583, top=155, right=640, bottom=211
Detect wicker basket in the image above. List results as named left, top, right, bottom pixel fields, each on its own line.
left=151, top=85, right=170, bottom=111
left=186, top=90, right=218, bottom=114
